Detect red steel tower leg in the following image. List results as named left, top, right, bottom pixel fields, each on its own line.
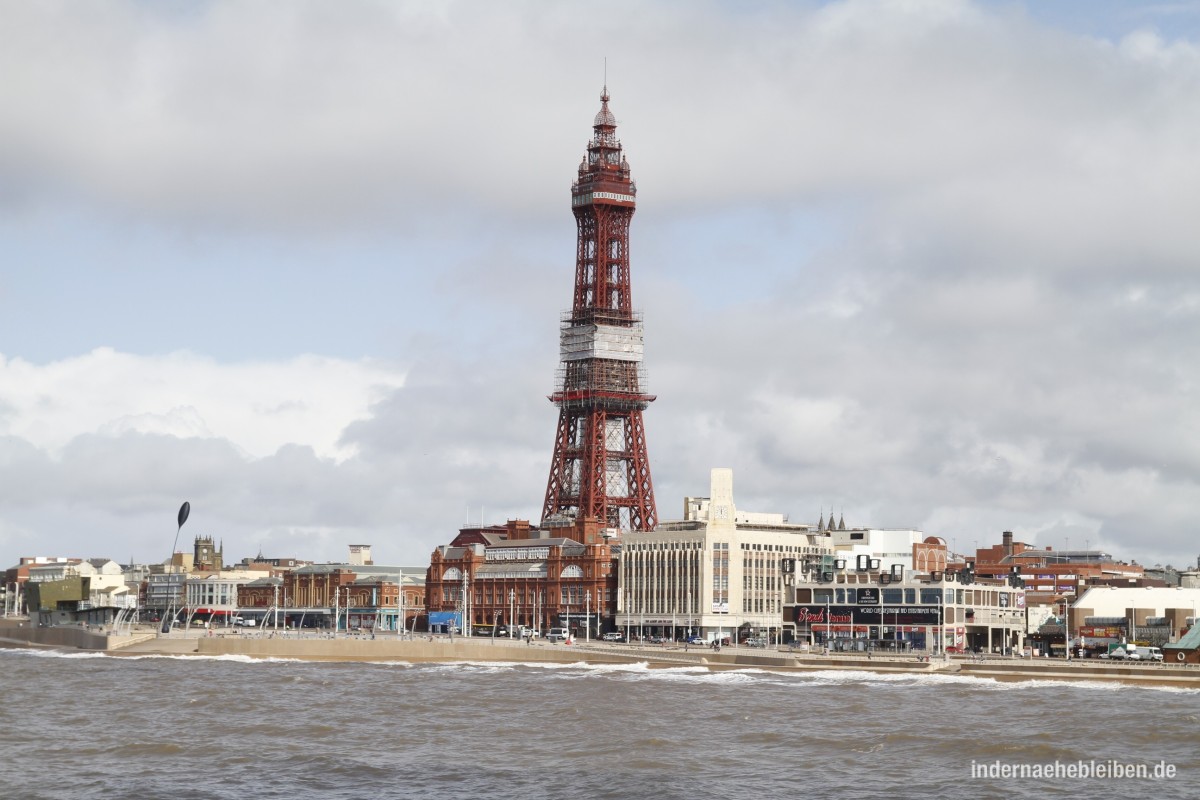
left=542, top=87, right=657, bottom=532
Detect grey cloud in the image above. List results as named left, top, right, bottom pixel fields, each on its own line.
left=2, top=1, right=1198, bottom=569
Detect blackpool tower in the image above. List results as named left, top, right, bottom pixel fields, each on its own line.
left=541, top=87, right=658, bottom=533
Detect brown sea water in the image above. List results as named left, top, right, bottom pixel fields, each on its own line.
left=0, top=649, right=1197, bottom=799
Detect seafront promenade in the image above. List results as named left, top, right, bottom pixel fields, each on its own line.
left=3, top=618, right=1199, bottom=688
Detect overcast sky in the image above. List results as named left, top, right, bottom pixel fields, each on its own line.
left=2, top=0, right=1198, bottom=571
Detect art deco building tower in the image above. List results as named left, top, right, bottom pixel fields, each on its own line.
left=541, top=88, right=658, bottom=532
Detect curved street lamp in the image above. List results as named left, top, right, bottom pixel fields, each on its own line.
left=161, top=501, right=190, bottom=634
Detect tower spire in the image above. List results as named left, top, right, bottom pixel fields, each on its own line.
left=542, top=86, right=657, bottom=532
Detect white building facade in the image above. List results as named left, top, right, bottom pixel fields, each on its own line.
left=618, top=469, right=832, bottom=643
left=828, top=528, right=942, bottom=576
left=28, top=559, right=135, bottom=611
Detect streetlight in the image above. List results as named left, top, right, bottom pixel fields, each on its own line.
left=586, top=590, right=591, bottom=643
left=1064, top=596, right=1072, bottom=662
left=399, top=576, right=407, bottom=638
left=162, top=501, right=191, bottom=635
left=459, top=571, right=471, bottom=638
left=509, top=588, right=515, bottom=639
left=625, top=588, right=631, bottom=643
left=826, top=594, right=831, bottom=653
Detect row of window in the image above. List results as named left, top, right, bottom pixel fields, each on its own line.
left=743, top=599, right=778, bottom=613
left=624, top=541, right=828, bottom=556
left=743, top=576, right=779, bottom=591
left=805, top=588, right=1012, bottom=606
left=741, top=543, right=826, bottom=555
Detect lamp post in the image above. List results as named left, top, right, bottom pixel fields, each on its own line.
left=509, top=588, right=515, bottom=639
left=1064, top=597, right=1072, bottom=662
left=162, top=501, right=191, bottom=635
left=399, top=576, right=406, bottom=638
left=460, top=571, right=470, bottom=637
left=625, top=588, right=630, bottom=643
left=586, top=590, right=591, bottom=643
left=940, top=572, right=948, bottom=658
left=826, top=595, right=831, bottom=652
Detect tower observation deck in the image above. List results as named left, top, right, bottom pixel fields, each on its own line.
left=541, top=87, right=658, bottom=533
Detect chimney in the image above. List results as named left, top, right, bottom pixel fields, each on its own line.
left=1003, top=531, right=1014, bottom=559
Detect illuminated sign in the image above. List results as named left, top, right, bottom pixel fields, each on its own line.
left=793, top=605, right=943, bottom=626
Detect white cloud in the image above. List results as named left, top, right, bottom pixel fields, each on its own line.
left=0, top=348, right=404, bottom=460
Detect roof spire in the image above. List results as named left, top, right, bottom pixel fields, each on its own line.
left=595, top=86, right=616, bottom=129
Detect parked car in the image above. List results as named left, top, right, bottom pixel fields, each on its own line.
left=685, top=636, right=706, bottom=645
left=518, top=627, right=540, bottom=639
left=601, top=632, right=625, bottom=642
left=742, top=637, right=767, bottom=648
left=547, top=628, right=571, bottom=642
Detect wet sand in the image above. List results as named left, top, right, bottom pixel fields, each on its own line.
left=4, top=619, right=1198, bottom=688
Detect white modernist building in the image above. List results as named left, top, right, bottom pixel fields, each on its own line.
left=184, top=568, right=273, bottom=624
left=1069, top=585, right=1200, bottom=647
left=1071, top=586, right=1200, bottom=619
left=618, top=468, right=832, bottom=643
left=828, top=528, right=943, bottom=576
left=28, top=559, right=136, bottom=611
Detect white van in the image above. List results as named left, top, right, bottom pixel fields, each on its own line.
left=1128, top=645, right=1163, bottom=662
left=1113, top=645, right=1163, bottom=661
left=547, top=628, right=571, bottom=642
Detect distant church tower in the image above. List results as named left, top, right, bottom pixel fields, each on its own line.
left=193, top=536, right=223, bottom=572
left=541, top=86, right=657, bottom=532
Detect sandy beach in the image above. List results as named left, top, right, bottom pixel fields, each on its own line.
left=3, top=619, right=1197, bottom=689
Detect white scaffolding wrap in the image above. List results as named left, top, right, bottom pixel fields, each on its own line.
left=560, top=323, right=644, bottom=362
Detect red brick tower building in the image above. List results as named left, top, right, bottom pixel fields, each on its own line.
left=542, top=87, right=657, bottom=533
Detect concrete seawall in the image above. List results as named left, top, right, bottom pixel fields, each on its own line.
left=4, top=619, right=1200, bottom=688
left=0, top=622, right=116, bottom=651
left=960, top=659, right=1200, bottom=688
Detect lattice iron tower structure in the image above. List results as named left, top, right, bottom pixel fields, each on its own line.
left=542, top=87, right=658, bottom=533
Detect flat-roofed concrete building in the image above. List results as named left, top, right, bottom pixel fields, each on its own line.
left=788, top=569, right=1026, bottom=654
left=618, top=468, right=831, bottom=644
